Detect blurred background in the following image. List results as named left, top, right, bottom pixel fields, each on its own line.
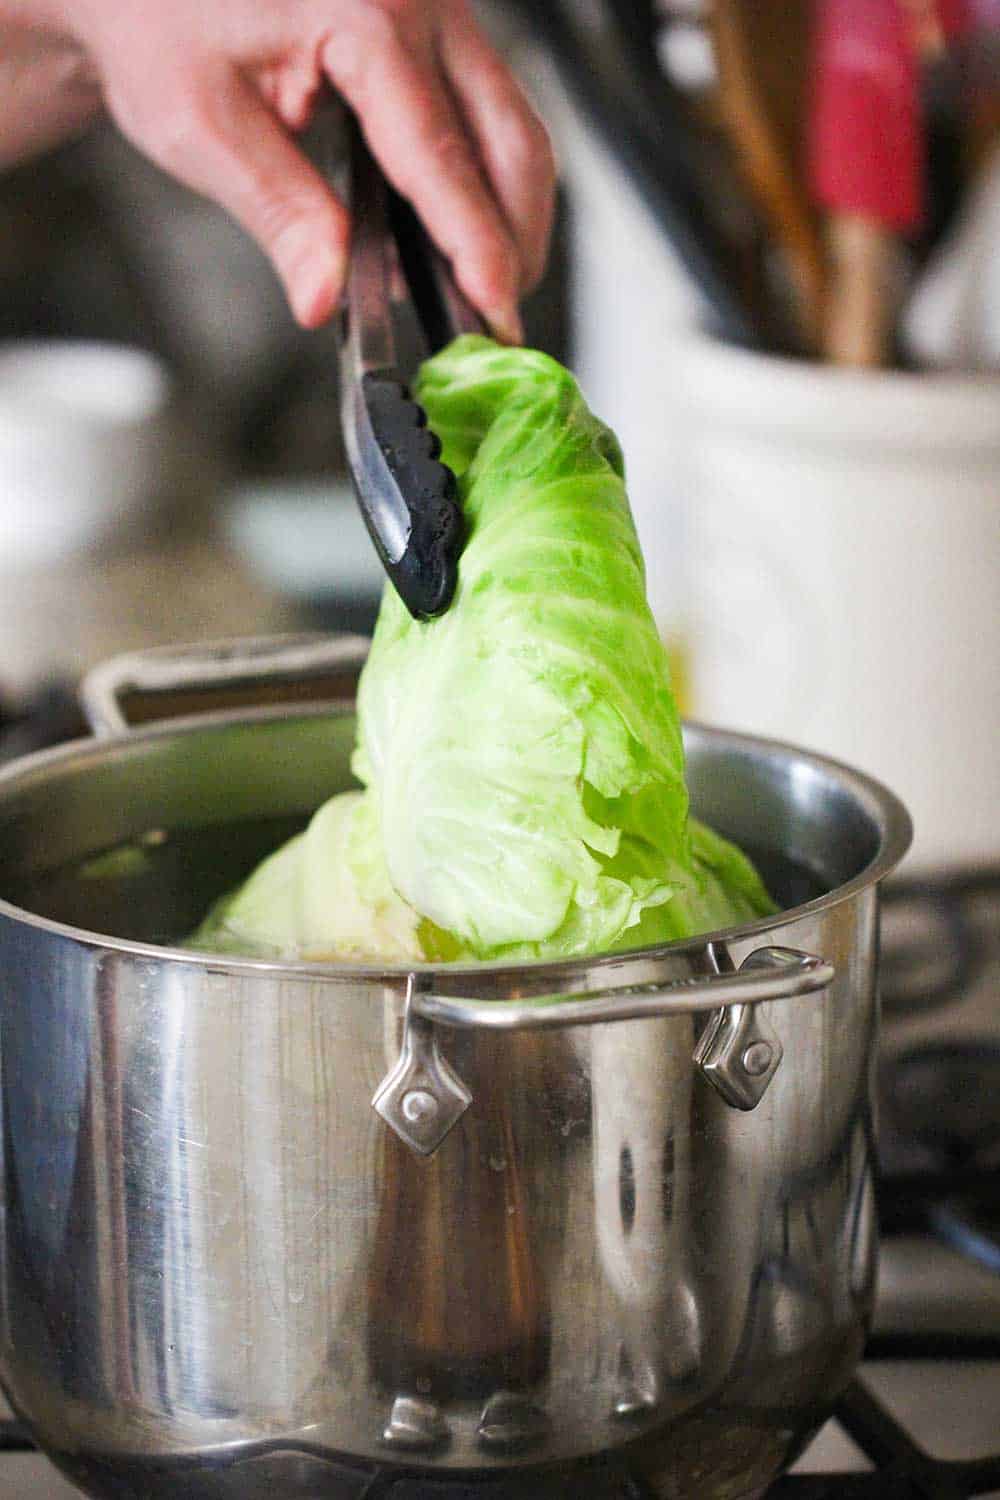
left=2, top=0, right=999, bottom=872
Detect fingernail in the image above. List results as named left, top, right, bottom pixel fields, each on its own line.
left=488, top=304, right=524, bottom=345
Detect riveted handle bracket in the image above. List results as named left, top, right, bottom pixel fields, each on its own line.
left=371, top=976, right=472, bottom=1155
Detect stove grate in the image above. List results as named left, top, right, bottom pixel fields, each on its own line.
left=0, top=1421, right=30, bottom=1453
left=2, top=1375, right=998, bottom=1498
left=770, top=1377, right=1000, bottom=1499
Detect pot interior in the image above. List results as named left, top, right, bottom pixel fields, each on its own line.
left=0, top=708, right=892, bottom=950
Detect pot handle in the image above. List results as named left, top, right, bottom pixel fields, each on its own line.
left=373, top=946, right=834, bottom=1152
left=411, top=945, right=832, bottom=1030
left=80, top=633, right=371, bottom=736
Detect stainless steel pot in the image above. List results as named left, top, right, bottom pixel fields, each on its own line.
left=0, top=636, right=911, bottom=1500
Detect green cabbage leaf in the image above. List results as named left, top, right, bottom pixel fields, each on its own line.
left=192, top=337, right=774, bottom=961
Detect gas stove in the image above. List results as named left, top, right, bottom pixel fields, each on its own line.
left=1, top=699, right=998, bottom=1498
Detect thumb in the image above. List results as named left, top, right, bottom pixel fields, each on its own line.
left=110, top=61, right=349, bottom=327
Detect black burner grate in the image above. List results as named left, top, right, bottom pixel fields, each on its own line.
left=0, top=1422, right=30, bottom=1453
left=770, top=1377, right=1000, bottom=1498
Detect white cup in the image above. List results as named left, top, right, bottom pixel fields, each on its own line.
left=0, top=340, right=171, bottom=567
left=667, top=338, right=1000, bottom=871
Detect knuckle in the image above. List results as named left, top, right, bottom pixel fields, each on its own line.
left=470, top=237, right=518, bottom=305
left=429, top=124, right=475, bottom=181
left=504, top=108, right=555, bottom=180
left=362, top=3, right=405, bottom=48
left=389, top=111, right=476, bottom=200
left=256, top=197, right=302, bottom=252
left=369, top=0, right=418, bottom=20
left=144, top=89, right=207, bottom=171
left=269, top=194, right=346, bottom=255
left=319, top=33, right=359, bottom=93
left=322, top=9, right=401, bottom=97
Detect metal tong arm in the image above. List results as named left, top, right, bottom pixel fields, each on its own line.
left=344, top=119, right=482, bottom=377
left=387, top=189, right=484, bottom=348
left=344, top=119, right=398, bottom=384
left=340, top=121, right=481, bottom=619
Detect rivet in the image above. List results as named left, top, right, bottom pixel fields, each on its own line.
left=477, top=1392, right=549, bottom=1452
left=742, top=1040, right=774, bottom=1077
left=382, top=1394, right=449, bottom=1451
left=401, top=1088, right=438, bottom=1124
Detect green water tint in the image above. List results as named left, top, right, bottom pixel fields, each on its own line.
left=11, top=816, right=309, bottom=950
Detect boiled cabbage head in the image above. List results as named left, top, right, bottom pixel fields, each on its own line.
left=192, top=337, right=774, bottom=962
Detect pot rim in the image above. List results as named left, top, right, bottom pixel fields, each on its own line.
left=0, top=703, right=913, bottom=989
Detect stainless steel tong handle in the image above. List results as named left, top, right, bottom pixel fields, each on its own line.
left=340, top=118, right=480, bottom=618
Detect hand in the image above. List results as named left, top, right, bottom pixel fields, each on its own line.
left=3, top=0, right=555, bottom=337
left=0, top=19, right=101, bottom=169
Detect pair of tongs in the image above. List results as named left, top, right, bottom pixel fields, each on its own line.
left=339, top=120, right=483, bottom=618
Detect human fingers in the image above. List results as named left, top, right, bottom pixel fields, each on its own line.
left=322, top=8, right=523, bottom=341
left=437, top=0, right=555, bottom=293
left=107, top=59, right=349, bottom=327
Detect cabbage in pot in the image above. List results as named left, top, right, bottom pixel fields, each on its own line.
left=193, top=337, right=774, bottom=962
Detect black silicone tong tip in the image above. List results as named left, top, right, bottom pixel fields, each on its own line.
left=360, top=372, right=463, bottom=619
left=340, top=119, right=481, bottom=620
